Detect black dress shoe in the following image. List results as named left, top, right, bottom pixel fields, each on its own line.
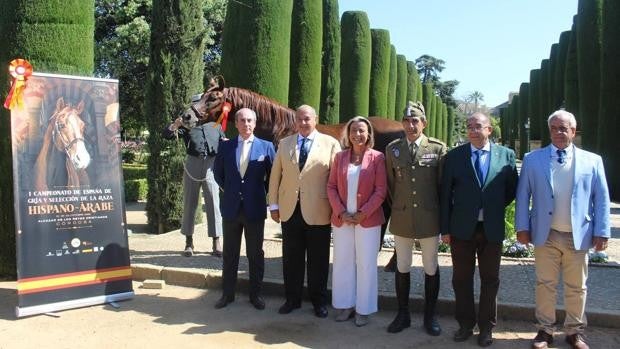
left=249, top=296, right=265, bottom=310
left=313, top=305, right=328, bottom=318
left=214, top=294, right=234, bottom=309
left=453, top=327, right=474, bottom=342
left=478, top=330, right=493, bottom=347
left=532, top=330, right=553, bottom=349
left=278, top=301, right=301, bottom=314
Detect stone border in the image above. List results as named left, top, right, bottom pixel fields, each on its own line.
left=131, top=263, right=620, bottom=329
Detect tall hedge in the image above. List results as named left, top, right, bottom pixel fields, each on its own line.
left=518, top=83, right=530, bottom=158
left=554, top=31, right=570, bottom=110
left=221, top=0, right=293, bottom=105
left=0, top=0, right=94, bottom=277
left=510, top=95, right=520, bottom=150
left=576, top=0, right=603, bottom=151
left=598, top=0, right=620, bottom=200
left=319, top=0, right=340, bottom=124
left=429, top=94, right=438, bottom=138
left=386, top=45, right=397, bottom=119
left=447, top=106, right=455, bottom=146
left=145, top=0, right=206, bottom=234
left=289, top=0, right=322, bottom=110
left=548, top=43, right=560, bottom=111
left=565, top=18, right=580, bottom=123
left=528, top=69, right=542, bottom=141
left=394, top=54, right=408, bottom=117
left=339, top=11, right=371, bottom=121
left=406, top=61, right=419, bottom=104
left=368, top=29, right=390, bottom=117
left=441, top=102, right=448, bottom=143
left=540, top=59, right=551, bottom=145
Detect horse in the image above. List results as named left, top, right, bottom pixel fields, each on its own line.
left=34, top=97, right=91, bottom=191
left=180, top=77, right=405, bottom=153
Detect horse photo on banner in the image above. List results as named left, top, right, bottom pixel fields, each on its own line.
left=10, top=72, right=133, bottom=317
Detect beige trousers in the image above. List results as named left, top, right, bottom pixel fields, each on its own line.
left=394, top=235, right=439, bottom=275
left=534, top=229, right=588, bottom=335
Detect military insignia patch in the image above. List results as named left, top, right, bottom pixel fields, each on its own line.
left=393, top=148, right=400, bottom=158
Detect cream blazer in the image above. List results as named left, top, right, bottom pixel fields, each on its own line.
left=269, top=132, right=341, bottom=225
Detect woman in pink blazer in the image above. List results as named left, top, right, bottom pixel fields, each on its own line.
left=327, top=116, right=387, bottom=327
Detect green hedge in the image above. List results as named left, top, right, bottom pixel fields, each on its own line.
left=125, top=179, right=148, bottom=202
left=339, top=11, right=371, bottom=121
left=395, top=54, right=408, bottom=118
left=123, top=164, right=147, bottom=180
left=386, top=45, right=397, bottom=119
left=289, top=0, right=322, bottom=110
left=564, top=17, right=580, bottom=123
left=518, top=82, right=530, bottom=158
left=319, top=0, right=341, bottom=125
left=369, top=29, right=390, bottom=117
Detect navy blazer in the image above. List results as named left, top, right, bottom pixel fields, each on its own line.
left=214, top=136, right=276, bottom=221
left=440, top=142, right=518, bottom=242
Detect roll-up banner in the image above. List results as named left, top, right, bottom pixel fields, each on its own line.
left=9, top=71, right=133, bottom=317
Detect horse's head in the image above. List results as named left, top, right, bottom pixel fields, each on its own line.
left=51, top=97, right=91, bottom=170
left=179, top=76, right=227, bottom=128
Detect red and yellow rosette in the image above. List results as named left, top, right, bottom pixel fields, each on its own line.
left=214, top=101, right=232, bottom=132
left=3, top=58, right=33, bottom=110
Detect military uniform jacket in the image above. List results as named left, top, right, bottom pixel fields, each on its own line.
left=386, top=134, right=447, bottom=239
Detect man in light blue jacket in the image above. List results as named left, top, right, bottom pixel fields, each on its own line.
left=515, top=110, right=610, bottom=349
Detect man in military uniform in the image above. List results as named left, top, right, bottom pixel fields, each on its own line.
left=385, top=102, right=447, bottom=335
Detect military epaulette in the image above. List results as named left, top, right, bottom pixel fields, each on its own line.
left=387, top=138, right=404, bottom=149
left=427, top=137, right=446, bottom=146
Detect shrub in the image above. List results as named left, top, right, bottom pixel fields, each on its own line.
left=123, top=164, right=147, bottom=180
left=125, top=179, right=148, bottom=202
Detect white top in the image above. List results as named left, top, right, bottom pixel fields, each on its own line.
left=346, top=163, right=361, bottom=214
left=550, top=144, right=575, bottom=232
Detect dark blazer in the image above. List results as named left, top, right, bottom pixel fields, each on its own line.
left=214, top=136, right=276, bottom=221
left=440, top=142, right=518, bottom=243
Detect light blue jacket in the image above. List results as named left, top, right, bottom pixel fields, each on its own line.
left=515, top=145, right=610, bottom=250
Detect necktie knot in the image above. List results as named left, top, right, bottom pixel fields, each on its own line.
left=556, top=149, right=566, bottom=164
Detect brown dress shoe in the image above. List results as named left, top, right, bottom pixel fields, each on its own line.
left=565, top=333, right=589, bottom=349
left=532, top=330, right=553, bottom=349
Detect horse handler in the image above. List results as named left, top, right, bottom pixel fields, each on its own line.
left=163, top=98, right=225, bottom=257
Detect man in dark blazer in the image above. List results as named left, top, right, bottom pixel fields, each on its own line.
left=440, top=112, right=518, bottom=347
left=213, top=108, right=275, bottom=310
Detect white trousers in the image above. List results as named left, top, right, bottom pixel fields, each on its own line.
left=394, top=235, right=439, bottom=275
left=332, top=224, right=381, bottom=315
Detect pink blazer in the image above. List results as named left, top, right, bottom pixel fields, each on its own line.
left=327, top=148, right=387, bottom=227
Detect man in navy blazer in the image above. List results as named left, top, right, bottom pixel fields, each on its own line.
left=213, top=108, right=276, bottom=310
left=440, top=112, right=518, bottom=347
left=515, top=110, right=610, bottom=349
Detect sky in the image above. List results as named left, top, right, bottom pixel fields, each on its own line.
left=338, top=0, right=579, bottom=108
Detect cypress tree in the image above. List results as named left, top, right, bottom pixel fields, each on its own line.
left=368, top=29, right=390, bottom=117
left=429, top=94, right=438, bottom=138
left=386, top=45, right=398, bottom=119
left=447, top=106, right=455, bottom=147
left=221, top=0, right=293, bottom=105
left=415, top=71, right=423, bottom=102
left=289, top=0, right=322, bottom=110
left=548, top=43, right=560, bottom=111
left=145, top=0, right=206, bottom=234
left=395, top=54, right=408, bottom=116
left=319, top=0, right=340, bottom=125
left=339, top=11, right=371, bottom=121
left=441, top=102, right=448, bottom=143
left=518, top=83, right=530, bottom=159
left=0, top=0, right=94, bottom=277
left=576, top=0, right=603, bottom=151
left=554, top=31, right=570, bottom=110
left=422, top=83, right=434, bottom=136
left=510, top=95, right=520, bottom=150
left=565, top=17, right=580, bottom=123
left=406, top=61, right=419, bottom=104
left=598, top=0, right=620, bottom=200
left=540, top=59, right=551, bottom=145
left=528, top=69, right=542, bottom=141
left=499, top=107, right=507, bottom=145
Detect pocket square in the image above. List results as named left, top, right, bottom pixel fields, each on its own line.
left=257, top=155, right=265, bottom=162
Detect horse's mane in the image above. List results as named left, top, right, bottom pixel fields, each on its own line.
left=225, top=87, right=297, bottom=142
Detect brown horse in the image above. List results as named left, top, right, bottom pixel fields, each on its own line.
left=34, top=97, right=91, bottom=191
left=181, top=77, right=405, bottom=152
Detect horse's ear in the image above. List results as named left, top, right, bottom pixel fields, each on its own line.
left=56, top=97, right=65, bottom=112
left=206, top=75, right=225, bottom=92
left=75, top=100, right=85, bottom=114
